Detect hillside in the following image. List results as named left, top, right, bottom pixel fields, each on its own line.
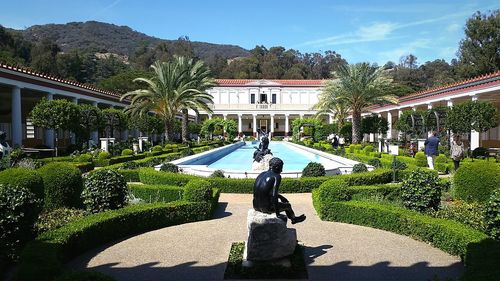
left=15, top=21, right=250, bottom=60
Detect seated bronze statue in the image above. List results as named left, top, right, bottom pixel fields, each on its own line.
left=253, top=136, right=272, bottom=162
left=253, top=157, right=306, bottom=224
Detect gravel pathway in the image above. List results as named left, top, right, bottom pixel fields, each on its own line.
left=69, top=193, right=463, bottom=281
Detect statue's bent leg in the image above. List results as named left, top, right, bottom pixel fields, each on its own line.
left=277, top=202, right=306, bottom=224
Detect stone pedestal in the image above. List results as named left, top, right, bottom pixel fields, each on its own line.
left=100, top=138, right=115, bottom=153
left=244, top=209, right=297, bottom=262
left=138, top=137, right=149, bottom=152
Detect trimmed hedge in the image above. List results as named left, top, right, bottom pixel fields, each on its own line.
left=17, top=195, right=220, bottom=281
left=454, top=162, right=500, bottom=203
left=38, top=162, right=83, bottom=210
left=316, top=200, right=500, bottom=281
left=0, top=168, right=44, bottom=199
left=129, top=184, right=184, bottom=203
left=116, top=169, right=140, bottom=182
left=183, top=179, right=213, bottom=202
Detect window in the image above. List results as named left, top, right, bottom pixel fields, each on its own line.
left=272, top=94, right=276, bottom=104
left=250, top=94, right=255, bottom=104
left=260, top=94, right=267, bottom=103
left=275, top=122, right=279, bottom=129
left=248, top=122, right=252, bottom=129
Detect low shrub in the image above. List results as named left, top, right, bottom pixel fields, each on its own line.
left=81, top=169, right=128, bottom=213
left=143, top=157, right=162, bottom=167
left=0, top=168, right=44, bottom=199
left=353, top=144, right=363, bottom=151
left=120, top=161, right=140, bottom=170
left=435, top=154, right=449, bottom=174
left=435, top=154, right=447, bottom=163
left=77, top=153, right=93, bottom=163
left=485, top=189, right=500, bottom=240
left=210, top=170, right=225, bottom=178
left=129, top=184, right=183, bottom=203
left=159, top=163, right=179, bottom=173
left=401, top=169, right=441, bottom=212
left=17, top=201, right=215, bottom=281
left=302, top=162, right=326, bottom=177
left=367, top=158, right=381, bottom=168
left=432, top=201, right=486, bottom=233
left=352, top=163, right=368, bottom=173
left=391, top=158, right=407, bottom=170
left=454, top=162, right=500, bottom=203
left=370, top=152, right=382, bottom=158
left=0, top=184, right=40, bottom=261
left=74, top=162, right=94, bottom=173
left=184, top=179, right=213, bottom=202
left=35, top=208, right=85, bottom=234
left=139, top=168, right=196, bottom=186
left=363, top=145, right=374, bottom=155
left=116, top=169, right=140, bottom=182
left=152, top=145, right=163, bottom=152
left=415, top=152, right=427, bottom=167
left=15, top=158, right=42, bottom=169
left=38, top=162, right=83, bottom=210
left=121, top=149, right=133, bottom=156
left=97, top=151, right=110, bottom=160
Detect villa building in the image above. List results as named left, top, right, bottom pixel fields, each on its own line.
left=1, top=62, right=499, bottom=151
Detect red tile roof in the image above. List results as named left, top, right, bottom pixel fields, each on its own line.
left=0, top=62, right=122, bottom=99
left=215, top=79, right=325, bottom=86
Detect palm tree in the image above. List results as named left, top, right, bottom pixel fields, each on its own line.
left=314, top=91, right=350, bottom=133
left=322, top=63, right=397, bottom=143
left=177, top=57, right=217, bottom=143
left=121, top=57, right=214, bottom=142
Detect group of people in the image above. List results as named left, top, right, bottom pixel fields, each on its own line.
left=328, top=134, right=345, bottom=149
left=424, top=131, right=465, bottom=171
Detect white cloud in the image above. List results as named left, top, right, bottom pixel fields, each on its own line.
left=446, top=23, right=461, bottom=32
left=378, top=38, right=432, bottom=63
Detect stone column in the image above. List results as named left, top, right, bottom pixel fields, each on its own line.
left=285, top=114, right=289, bottom=137
left=253, top=114, right=257, bottom=137
left=91, top=101, right=99, bottom=145
left=270, top=114, right=275, bottom=137
left=386, top=111, right=393, bottom=139
left=45, top=92, right=55, bottom=148
left=427, top=103, right=433, bottom=110
left=223, top=114, right=227, bottom=135
left=398, top=110, right=403, bottom=140
left=328, top=114, right=333, bottom=124
left=238, top=114, right=242, bottom=134
left=11, top=86, right=22, bottom=147
left=299, top=113, right=304, bottom=119
left=208, top=114, right=212, bottom=120
left=470, top=95, right=480, bottom=150
left=70, top=97, right=79, bottom=144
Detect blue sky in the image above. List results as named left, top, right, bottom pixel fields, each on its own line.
left=2, top=0, right=498, bottom=65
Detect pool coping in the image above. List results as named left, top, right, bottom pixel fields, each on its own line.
left=166, top=141, right=371, bottom=178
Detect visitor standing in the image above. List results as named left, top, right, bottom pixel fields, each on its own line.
left=339, top=136, right=345, bottom=148
left=332, top=135, right=339, bottom=149
left=424, top=131, right=439, bottom=170
left=450, top=135, right=464, bottom=170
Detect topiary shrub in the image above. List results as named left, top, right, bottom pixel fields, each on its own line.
left=435, top=154, right=448, bottom=174
left=472, top=147, right=488, bottom=158
left=97, top=151, right=110, bottom=160
left=367, top=158, right=381, bottom=168
left=77, top=153, right=93, bottom=163
left=121, top=149, right=133, bottom=156
left=35, top=208, right=85, bottom=234
left=454, top=162, right=500, bottom=203
left=81, top=169, right=128, bottom=213
left=0, top=168, right=44, bottom=199
left=159, top=163, right=179, bottom=173
left=363, top=145, right=374, bottom=155
left=183, top=179, right=212, bottom=202
left=432, top=200, right=486, bottom=232
left=302, top=162, right=326, bottom=177
left=348, top=145, right=355, bottom=154
left=401, top=169, right=441, bottom=212
left=354, top=144, right=363, bottom=152
left=415, top=152, right=427, bottom=167
left=152, top=145, right=163, bottom=152
left=144, top=157, right=162, bottom=167
left=370, top=152, right=382, bottom=158
left=38, top=162, right=83, bottom=210
left=15, top=158, right=42, bottom=169
left=119, top=161, right=140, bottom=170
left=352, top=163, right=368, bottom=173
left=0, top=184, right=40, bottom=261
left=485, top=189, right=500, bottom=240
left=210, top=170, right=225, bottom=178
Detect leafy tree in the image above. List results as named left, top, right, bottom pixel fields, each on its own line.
left=98, top=69, right=152, bottom=94
left=395, top=110, right=414, bottom=141
left=128, top=114, right=163, bottom=137
left=101, top=108, right=128, bottom=138
left=322, top=63, right=397, bottom=143
left=458, top=10, right=500, bottom=78
left=76, top=104, right=103, bottom=144
left=314, top=89, right=350, bottom=133
left=447, top=101, right=498, bottom=134
left=361, top=114, right=389, bottom=135
left=30, top=98, right=79, bottom=156
left=122, top=58, right=214, bottom=142
left=291, top=118, right=325, bottom=142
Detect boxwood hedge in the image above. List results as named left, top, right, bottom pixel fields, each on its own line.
left=129, top=184, right=184, bottom=203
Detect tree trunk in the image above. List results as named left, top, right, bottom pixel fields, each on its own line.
left=352, top=110, right=362, bottom=144
left=181, top=109, right=189, bottom=144
left=164, top=120, right=174, bottom=142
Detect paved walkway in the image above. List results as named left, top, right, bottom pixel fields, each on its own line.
left=69, top=194, right=463, bottom=281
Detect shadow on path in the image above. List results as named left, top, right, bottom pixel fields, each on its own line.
left=213, top=202, right=232, bottom=219
left=84, top=258, right=463, bottom=281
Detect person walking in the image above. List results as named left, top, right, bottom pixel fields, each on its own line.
left=450, top=135, right=464, bottom=171
left=424, top=131, right=439, bottom=170
left=332, top=135, right=339, bottom=149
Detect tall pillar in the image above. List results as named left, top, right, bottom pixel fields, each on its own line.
left=299, top=113, right=304, bottom=119
left=71, top=97, right=79, bottom=144
left=238, top=114, right=242, bottom=134
left=252, top=114, right=257, bottom=137
left=398, top=110, right=403, bottom=140
left=91, top=101, right=99, bottom=145
left=11, top=86, right=22, bottom=146
left=328, top=114, right=333, bottom=124
left=470, top=95, right=480, bottom=150
left=270, top=114, right=275, bottom=137
left=223, top=114, right=227, bottom=121
left=223, top=114, right=227, bottom=135
left=45, top=93, right=55, bottom=148
left=285, top=114, right=289, bottom=137
left=386, top=111, right=392, bottom=139
left=427, top=103, right=433, bottom=110
left=208, top=114, right=212, bottom=120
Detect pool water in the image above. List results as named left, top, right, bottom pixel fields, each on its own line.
left=207, top=141, right=333, bottom=171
